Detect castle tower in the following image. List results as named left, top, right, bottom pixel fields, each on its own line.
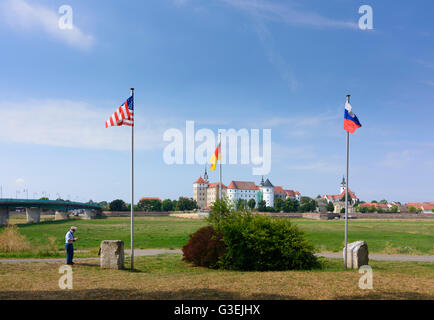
left=260, top=178, right=274, bottom=208
left=193, top=176, right=208, bottom=209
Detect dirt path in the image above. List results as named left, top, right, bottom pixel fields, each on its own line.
left=0, top=250, right=433, bottom=263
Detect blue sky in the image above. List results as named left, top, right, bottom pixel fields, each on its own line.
left=0, top=0, right=433, bottom=203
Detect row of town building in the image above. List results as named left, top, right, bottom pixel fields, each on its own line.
left=193, top=168, right=300, bottom=209
left=192, top=170, right=433, bottom=214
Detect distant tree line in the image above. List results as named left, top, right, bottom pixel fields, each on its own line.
left=93, top=197, right=198, bottom=212
left=236, top=196, right=318, bottom=213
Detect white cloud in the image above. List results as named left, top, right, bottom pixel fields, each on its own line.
left=15, top=178, right=25, bottom=185
left=221, top=0, right=358, bottom=29
left=415, top=59, right=434, bottom=69
left=1, top=0, right=94, bottom=50
left=0, top=99, right=168, bottom=151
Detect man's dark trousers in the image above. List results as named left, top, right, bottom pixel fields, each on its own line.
left=65, top=243, right=74, bottom=264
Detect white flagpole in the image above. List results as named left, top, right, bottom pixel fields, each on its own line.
left=344, top=94, right=350, bottom=269
left=130, top=88, right=135, bottom=270
left=219, top=132, right=222, bottom=200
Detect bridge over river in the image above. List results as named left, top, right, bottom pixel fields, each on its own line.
left=0, top=199, right=102, bottom=225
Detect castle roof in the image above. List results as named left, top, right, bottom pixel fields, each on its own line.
left=262, top=179, right=274, bottom=188
left=285, top=190, right=300, bottom=197
left=207, top=182, right=227, bottom=189
left=274, top=186, right=285, bottom=194
left=194, top=177, right=208, bottom=184
left=227, top=181, right=258, bottom=190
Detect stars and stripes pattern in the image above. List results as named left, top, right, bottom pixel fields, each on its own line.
left=105, top=96, right=134, bottom=128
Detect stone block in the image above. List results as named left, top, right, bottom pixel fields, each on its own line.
left=100, top=240, right=124, bottom=269
left=343, top=240, right=369, bottom=269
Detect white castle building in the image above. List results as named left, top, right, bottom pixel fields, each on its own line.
left=193, top=169, right=301, bottom=209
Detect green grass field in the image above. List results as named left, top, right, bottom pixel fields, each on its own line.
left=0, top=254, right=432, bottom=299
left=1, top=216, right=433, bottom=258
left=1, top=217, right=433, bottom=300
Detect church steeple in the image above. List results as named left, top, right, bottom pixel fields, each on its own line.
left=340, top=176, right=346, bottom=193
left=203, top=166, right=209, bottom=183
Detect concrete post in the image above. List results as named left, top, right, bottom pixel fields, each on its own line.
left=26, top=207, right=41, bottom=223
left=0, top=208, right=9, bottom=226
left=83, top=209, right=96, bottom=220
left=55, top=211, right=69, bottom=221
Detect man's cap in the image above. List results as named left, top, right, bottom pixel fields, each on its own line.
left=71, top=226, right=77, bottom=230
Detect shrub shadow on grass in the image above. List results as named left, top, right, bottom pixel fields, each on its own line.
left=2, top=288, right=432, bottom=300
left=0, top=288, right=300, bottom=300
left=335, top=291, right=433, bottom=300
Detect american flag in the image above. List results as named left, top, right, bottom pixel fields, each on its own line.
left=105, top=96, right=134, bottom=128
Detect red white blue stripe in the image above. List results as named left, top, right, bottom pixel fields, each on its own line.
left=105, top=96, right=134, bottom=128
left=344, top=101, right=361, bottom=133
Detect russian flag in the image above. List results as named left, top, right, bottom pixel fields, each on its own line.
left=344, top=101, right=362, bottom=133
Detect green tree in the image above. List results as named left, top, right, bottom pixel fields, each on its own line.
left=283, top=198, right=299, bottom=213
left=408, top=206, right=416, bottom=213
left=390, top=205, right=398, bottom=213
left=300, top=197, right=317, bottom=212
left=208, top=198, right=232, bottom=224
left=340, top=208, right=346, bottom=214
left=109, top=199, right=127, bottom=211
left=39, top=197, right=49, bottom=200
left=236, top=199, right=248, bottom=211
left=247, top=198, right=256, bottom=211
left=274, top=198, right=284, bottom=212
left=326, top=202, right=335, bottom=213
left=371, top=200, right=378, bottom=203
left=368, top=205, right=376, bottom=213
left=379, top=199, right=388, bottom=204
left=416, top=207, right=423, bottom=214
left=162, top=199, right=174, bottom=211
left=257, top=200, right=267, bottom=212
left=149, top=199, right=162, bottom=212
left=99, top=201, right=109, bottom=211
left=359, top=206, right=368, bottom=213
left=175, top=197, right=197, bottom=211
left=138, top=199, right=152, bottom=211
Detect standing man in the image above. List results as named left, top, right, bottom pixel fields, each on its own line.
left=65, top=226, right=78, bottom=265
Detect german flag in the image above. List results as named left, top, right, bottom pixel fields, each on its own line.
left=210, top=143, right=221, bottom=171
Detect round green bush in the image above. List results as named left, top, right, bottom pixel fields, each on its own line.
left=216, top=213, right=320, bottom=271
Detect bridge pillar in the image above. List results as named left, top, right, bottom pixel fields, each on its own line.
left=0, top=208, right=9, bottom=226
left=83, top=209, right=96, bottom=220
left=26, top=207, right=41, bottom=223
left=55, top=211, right=69, bottom=221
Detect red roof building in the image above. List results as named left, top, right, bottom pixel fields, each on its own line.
left=139, top=197, right=161, bottom=202
left=227, top=181, right=258, bottom=190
